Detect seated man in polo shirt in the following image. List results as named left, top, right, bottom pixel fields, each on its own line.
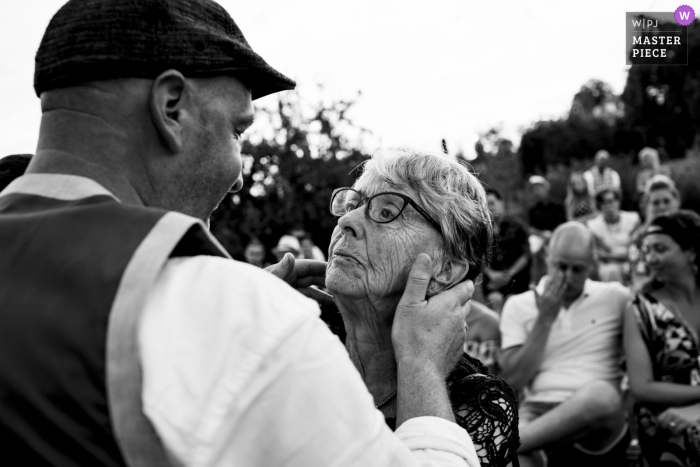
left=499, top=222, right=631, bottom=467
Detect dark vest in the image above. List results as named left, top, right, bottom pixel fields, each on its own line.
left=0, top=189, right=226, bottom=466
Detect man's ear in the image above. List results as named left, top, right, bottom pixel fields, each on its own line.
left=149, top=69, right=189, bottom=154
left=427, top=257, right=469, bottom=297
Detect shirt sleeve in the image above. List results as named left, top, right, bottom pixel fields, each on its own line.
left=138, top=256, right=478, bottom=467
left=583, top=171, right=595, bottom=196
left=500, top=294, right=530, bottom=350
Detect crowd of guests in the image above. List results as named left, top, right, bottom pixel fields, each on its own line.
left=461, top=147, right=700, bottom=466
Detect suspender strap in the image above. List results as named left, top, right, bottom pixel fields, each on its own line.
left=106, top=211, right=227, bottom=467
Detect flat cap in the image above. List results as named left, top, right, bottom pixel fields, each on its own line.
left=35, top=0, right=295, bottom=100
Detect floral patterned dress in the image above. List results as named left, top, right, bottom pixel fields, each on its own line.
left=632, top=293, right=700, bottom=466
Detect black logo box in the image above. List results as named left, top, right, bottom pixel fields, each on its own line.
left=626, top=12, right=688, bottom=66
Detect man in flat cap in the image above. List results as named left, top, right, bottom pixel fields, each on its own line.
left=0, top=1, right=479, bottom=466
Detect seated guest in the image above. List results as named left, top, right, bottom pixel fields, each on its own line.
left=639, top=174, right=681, bottom=229
left=465, top=301, right=502, bottom=375
left=587, top=187, right=640, bottom=283
left=483, top=187, right=531, bottom=313
left=300, top=234, right=326, bottom=261
left=583, top=150, right=621, bottom=196
left=528, top=176, right=567, bottom=235
left=272, top=234, right=302, bottom=261
left=326, top=148, right=520, bottom=466
left=243, top=239, right=268, bottom=268
left=528, top=175, right=566, bottom=287
left=629, top=175, right=681, bottom=289
left=636, top=147, right=671, bottom=200
left=624, top=211, right=700, bottom=466
left=565, top=171, right=596, bottom=223
left=500, top=222, right=632, bottom=467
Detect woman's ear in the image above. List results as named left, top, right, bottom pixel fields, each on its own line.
left=427, top=257, right=469, bottom=297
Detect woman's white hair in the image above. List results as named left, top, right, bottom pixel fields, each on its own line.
left=353, top=148, right=493, bottom=280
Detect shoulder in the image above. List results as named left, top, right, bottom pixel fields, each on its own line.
left=148, top=256, right=321, bottom=333
left=586, top=214, right=604, bottom=231
left=587, top=280, right=632, bottom=306
left=622, top=210, right=641, bottom=224
left=448, top=359, right=519, bottom=464
left=502, top=290, right=537, bottom=321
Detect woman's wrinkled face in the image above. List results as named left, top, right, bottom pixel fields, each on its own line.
left=326, top=182, right=442, bottom=304
left=647, top=189, right=680, bottom=220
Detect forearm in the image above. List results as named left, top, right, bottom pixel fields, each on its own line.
left=500, top=321, right=551, bottom=390
left=396, top=358, right=454, bottom=427
left=631, top=380, right=700, bottom=407
left=507, top=254, right=529, bottom=277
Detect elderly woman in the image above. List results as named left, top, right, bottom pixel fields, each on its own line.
left=565, top=171, right=596, bottom=223
left=624, top=211, right=700, bottom=466
left=324, top=149, right=519, bottom=467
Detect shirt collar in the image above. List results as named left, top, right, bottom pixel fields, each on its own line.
left=0, top=174, right=119, bottom=202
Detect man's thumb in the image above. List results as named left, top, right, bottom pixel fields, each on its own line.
left=402, top=253, right=433, bottom=305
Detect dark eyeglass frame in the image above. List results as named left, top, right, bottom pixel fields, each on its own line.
left=330, top=187, right=442, bottom=234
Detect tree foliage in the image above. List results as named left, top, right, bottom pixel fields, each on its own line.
left=209, top=92, right=370, bottom=261
left=519, top=83, right=617, bottom=175
left=619, top=20, right=700, bottom=159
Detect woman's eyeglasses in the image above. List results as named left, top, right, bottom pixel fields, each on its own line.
left=330, top=187, right=442, bottom=234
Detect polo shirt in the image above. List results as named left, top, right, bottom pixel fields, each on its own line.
left=500, top=279, right=631, bottom=403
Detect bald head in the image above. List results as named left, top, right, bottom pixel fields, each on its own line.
left=548, top=222, right=596, bottom=301
left=549, top=222, right=596, bottom=260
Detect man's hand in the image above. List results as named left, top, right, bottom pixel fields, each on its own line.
left=392, top=253, right=474, bottom=379
left=265, top=253, right=334, bottom=304
left=534, top=270, right=566, bottom=325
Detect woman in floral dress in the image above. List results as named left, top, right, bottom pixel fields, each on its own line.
left=624, top=211, right=700, bottom=466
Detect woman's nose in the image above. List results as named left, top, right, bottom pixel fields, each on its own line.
left=337, top=205, right=366, bottom=239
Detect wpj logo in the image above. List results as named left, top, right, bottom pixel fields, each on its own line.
left=625, top=9, right=691, bottom=66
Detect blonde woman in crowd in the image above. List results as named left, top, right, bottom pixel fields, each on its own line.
left=565, top=171, right=597, bottom=223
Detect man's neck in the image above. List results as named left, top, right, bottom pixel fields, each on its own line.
left=29, top=149, right=143, bottom=206
left=31, top=110, right=148, bottom=206
left=664, top=274, right=698, bottom=303
left=604, top=212, right=620, bottom=224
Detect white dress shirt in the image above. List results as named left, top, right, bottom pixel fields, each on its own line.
left=139, top=256, right=479, bottom=467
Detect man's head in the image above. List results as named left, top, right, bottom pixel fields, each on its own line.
left=639, top=147, right=660, bottom=169
left=594, top=150, right=610, bottom=169
left=244, top=239, right=266, bottom=267
left=595, top=187, right=621, bottom=221
left=547, top=222, right=596, bottom=301
left=529, top=175, right=550, bottom=202
left=485, top=187, right=505, bottom=219
left=33, top=0, right=295, bottom=220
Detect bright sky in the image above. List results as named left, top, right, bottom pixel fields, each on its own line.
left=0, top=0, right=689, bottom=158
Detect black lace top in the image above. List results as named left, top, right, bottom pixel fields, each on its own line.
left=320, top=304, right=520, bottom=467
